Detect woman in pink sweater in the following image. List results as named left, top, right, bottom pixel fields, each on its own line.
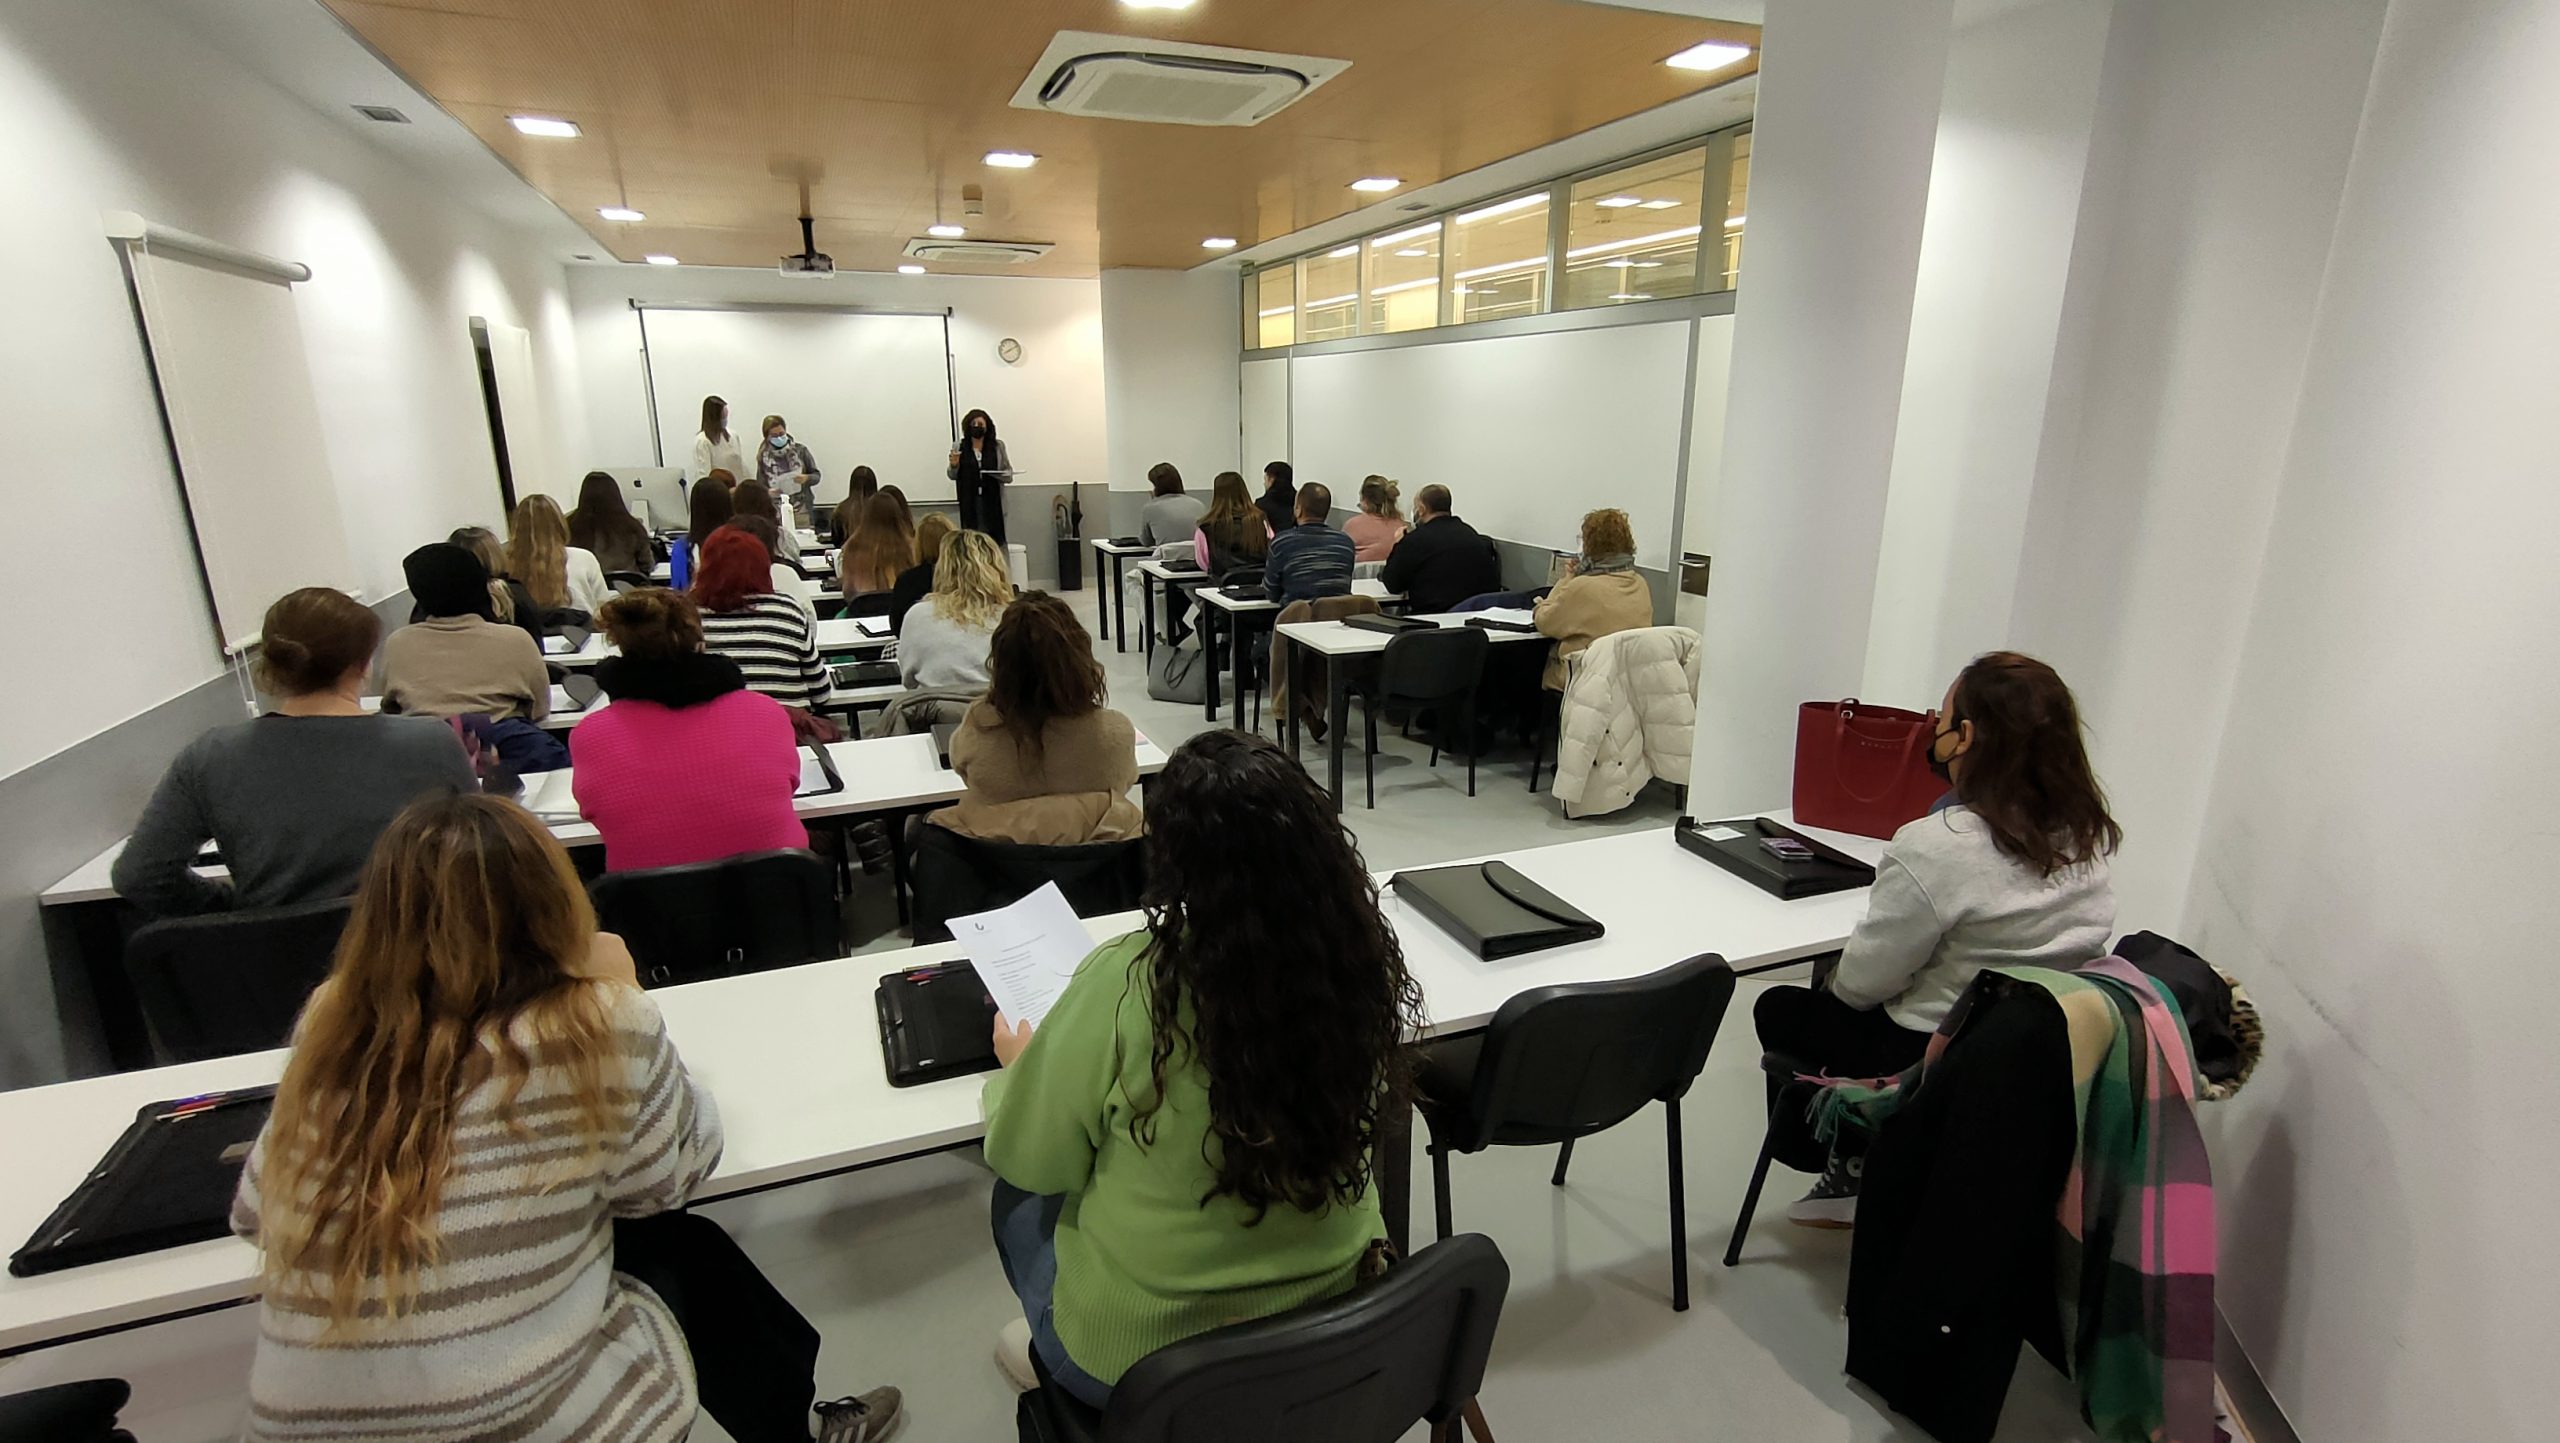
left=570, top=588, right=808, bottom=871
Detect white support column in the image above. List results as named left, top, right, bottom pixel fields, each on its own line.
left=1690, top=0, right=1957, bottom=814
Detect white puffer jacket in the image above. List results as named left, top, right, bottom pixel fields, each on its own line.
left=1552, top=626, right=1699, bottom=818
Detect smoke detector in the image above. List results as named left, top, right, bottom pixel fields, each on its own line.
left=1010, top=31, right=1350, bottom=127
left=903, top=237, right=1055, bottom=266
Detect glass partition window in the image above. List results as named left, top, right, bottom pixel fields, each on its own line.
left=1363, top=221, right=1444, bottom=333
left=1720, top=132, right=1751, bottom=291
left=1252, top=265, right=1296, bottom=349
left=1563, top=149, right=1707, bottom=309
left=1298, top=246, right=1361, bottom=343
left=1445, top=192, right=1550, bottom=325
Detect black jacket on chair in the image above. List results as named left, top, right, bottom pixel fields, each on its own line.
left=1380, top=514, right=1503, bottom=614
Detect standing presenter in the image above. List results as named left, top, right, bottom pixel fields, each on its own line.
left=948, top=408, right=1012, bottom=544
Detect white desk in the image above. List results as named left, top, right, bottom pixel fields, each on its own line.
left=651, top=551, right=834, bottom=584
left=0, top=817, right=1875, bottom=1356
left=360, top=687, right=589, bottom=735
left=1194, top=579, right=1401, bottom=727
left=549, top=619, right=885, bottom=669
left=1131, top=559, right=1213, bottom=660
left=1271, top=612, right=1552, bottom=809
left=1089, top=539, right=1154, bottom=652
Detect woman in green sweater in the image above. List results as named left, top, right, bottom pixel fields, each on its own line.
left=982, top=729, right=1425, bottom=1405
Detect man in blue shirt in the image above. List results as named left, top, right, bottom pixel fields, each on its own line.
left=1263, top=481, right=1355, bottom=605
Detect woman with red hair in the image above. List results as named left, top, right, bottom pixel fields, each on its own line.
left=692, top=526, right=832, bottom=716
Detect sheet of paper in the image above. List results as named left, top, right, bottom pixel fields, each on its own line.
left=946, top=883, right=1092, bottom=1026
left=794, top=750, right=833, bottom=797
left=1471, top=607, right=1537, bottom=627
left=520, top=767, right=581, bottom=821
left=855, top=616, right=893, bottom=638
left=1701, top=825, right=1746, bottom=842
left=540, top=634, right=571, bottom=656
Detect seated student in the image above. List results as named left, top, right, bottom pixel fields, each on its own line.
left=506, top=493, right=611, bottom=619
left=569, top=471, right=656, bottom=577
left=932, top=594, right=1142, bottom=847
left=684, top=473, right=736, bottom=571
left=378, top=542, right=551, bottom=723
left=730, top=514, right=820, bottom=622
left=1192, top=470, right=1271, bottom=577
left=1755, top=652, right=2119, bottom=1225
left=888, top=512, right=957, bottom=636
left=1263, top=481, right=1355, bottom=606
left=837, top=491, right=919, bottom=596
left=692, top=526, right=833, bottom=717
left=1344, top=476, right=1408, bottom=563
left=440, top=525, right=541, bottom=646
left=1380, top=483, right=1502, bottom=614
left=1137, top=462, right=1207, bottom=546
left=827, top=465, right=881, bottom=550
left=1532, top=507, right=1654, bottom=689
left=899, top=530, right=1010, bottom=690
left=231, top=793, right=899, bottom=1443
left=730, top=475, right=804, bottom=563
left=114, top=588, right=475, bottom=916
left=573, top=588, right=806, bottom=872
left=982, top=729, right=1421, bottom=1404
left=1252, top=459, right=1299, bottom=539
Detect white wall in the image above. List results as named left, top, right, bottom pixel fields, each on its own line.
left=0, top=0, right=587, bottom=783
left=567, top=265, right=1105, bottom=496
left=1240, top=357, right=1291, bottom=478
left=1099, top=268, right=1243, bottom=502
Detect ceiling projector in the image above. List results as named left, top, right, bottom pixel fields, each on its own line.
left=781, top=214, right=834, bottom=277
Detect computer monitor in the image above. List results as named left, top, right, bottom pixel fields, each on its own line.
left=602, top=467, right=689, bottom=529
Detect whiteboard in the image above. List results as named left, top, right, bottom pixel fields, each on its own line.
left=1241, top=357, right=1290, bottom=475
left=640, top=308, right=958, bottom=505
left=480, top=318, right=562, bottom=505
left=1290, top=322, right=1693, bottom=568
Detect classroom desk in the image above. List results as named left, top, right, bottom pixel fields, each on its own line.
left=1271, top=613, right=1552, bottom=810
left=1194, top=580, right=1401, bottom=727
left=547, top=618, right=887, bottom=669
left=359, top=687, right=589, bottom=735
left=0, top=817, right=1878, bottom=1357
left=1133, top=559, right=1212, bottom=659
left=1089, top=539, right=1153, bottom=652
left=650, top=551, right=834, bottom=584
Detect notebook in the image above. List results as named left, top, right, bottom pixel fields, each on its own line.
left=853, top=616, right=895, bottom=639
left=875, top=962, right=1000, bottom=1087
left=11, top=1086, right=275, bottom=1276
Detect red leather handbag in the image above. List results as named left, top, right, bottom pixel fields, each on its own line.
left=1791, top=699, right=1945, bottom=840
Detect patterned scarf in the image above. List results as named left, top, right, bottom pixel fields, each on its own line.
left=1811, top=960, right=2217, bottom=1443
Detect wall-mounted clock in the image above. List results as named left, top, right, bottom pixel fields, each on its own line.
left=997, top=337, right=1023, bottom=365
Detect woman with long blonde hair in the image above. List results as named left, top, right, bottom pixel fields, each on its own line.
left=897, top=529, right=1010, bottom=689
left=232, top=793, right=899, bottom=1443
left=836, top=490, right=918, bottom=595
left=505, top=492, right=609, bottom=617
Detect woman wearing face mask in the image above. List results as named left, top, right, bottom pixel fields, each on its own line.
left=947, top=408, right=1012, bottom=545
left=690, top=395, right=750, bottom=490
left=756, top=414, right=821, bottom=530
left=1752, top=651, right=2120, bottom=1228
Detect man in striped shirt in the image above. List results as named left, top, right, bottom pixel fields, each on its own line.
left=1263, top=481, right=1355, bottom=606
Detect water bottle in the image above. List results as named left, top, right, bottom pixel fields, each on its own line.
left=670, top=536, right=692, bottom=589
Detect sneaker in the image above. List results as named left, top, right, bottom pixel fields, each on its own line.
left=1785, top=1151, right=1862, bottom=1229
left=994, top=1317, right=1039, bottom=1394
left=815, top=1387, right=902, bottom=1443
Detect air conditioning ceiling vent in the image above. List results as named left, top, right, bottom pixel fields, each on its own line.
left=903, top=237, right=1055, bottom=266
left=1010, top=31, right=1351, bottom=128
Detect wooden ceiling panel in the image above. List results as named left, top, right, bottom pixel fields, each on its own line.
left=321, top=0, right=1756, bottom=277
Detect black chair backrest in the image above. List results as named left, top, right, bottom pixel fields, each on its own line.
left=909, top=826, right=1147, bottom=944
left=1100, top=1234, right=1509, bottom=1443
left=0, top=1377, right=135, bottom=1443
left=590, top=848, right=837, bottom=987
left=1376, top=627, right=1490, bottom=706
left=605, top=570, right=652, bottom=594
left=1455, top=953, right=1735, bottom=1151
left=125, top=898, right=354, bottom=1062
left=843, top=591, right=896, bottom=619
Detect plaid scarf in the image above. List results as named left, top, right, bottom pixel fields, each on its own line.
left=1811, top=960, right=2217, bottom=1443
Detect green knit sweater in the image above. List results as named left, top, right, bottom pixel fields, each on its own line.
left=981, top=931, right=1382, bottom=1383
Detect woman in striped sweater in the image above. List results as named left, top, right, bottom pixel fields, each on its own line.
left=231, top=793, right=899, bottom=1442
left=694, top=525, right=834, bottom=718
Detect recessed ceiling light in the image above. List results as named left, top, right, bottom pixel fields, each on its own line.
left=1665, top=41, right=1754, bottom=72
left=1349, top=177, right=1401, bottom=193
left=898, top=264, right=927, bottom=274
left=1639, top=199, right=1682, bottom=210
left=1121, top=0, right=1196, bottom=8
left=598, top=206, right=644, bottom=222
left=927, top=224, right=966, bottom=238
left=643, top=254, right=678, bottom=266
left=508, top=115, right=580, bottom=138
left=1726, top=214, right=1747, bottom=228
left=1607, top=292, right=1646, bottom=301
left=1456, top=194, right=1546, bottom=225
left=1202, top=237, right=1239, bottom=250
left=1327, top=245, right=1358, bottom=258
left=1633, top=261, right=1666, bottom=268
left=1596, top=195, right=1644, bottom=209
left=984, top=150, right=1039, bottom=169
left=1395, top=248, right=1427, bottom=258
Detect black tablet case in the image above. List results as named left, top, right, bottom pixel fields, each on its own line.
left=1344, top=613, right=1433, bottom=635
left=1388, top=861, right=1605, bottom=960
left=831, top=660, right=900, bottom=687
left=876, top=962, right=1001, bottom=1087
left=1674, top=817, right=1876, bottom=900
left=11, top=1086, right=274, bottom=1277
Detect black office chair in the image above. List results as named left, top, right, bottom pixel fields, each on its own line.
left=590, top=849, right=838, bottom=987
left=909, top=826, right=1148, bottom=944
left=1415, top=953, right=1736, bottom=1312
left=1348, top=627, right=1490, bottom=808
left=1723, top=1050, right=1825, bottom=1268
left=1018, top=1234, right=1509, bottom=1443
left=0, top=1378, right=136, bottom=1443
left=842, top=591, right=895, bottom=620
left=125, top=897, right=354, bottom=1062
left=605, top=570, right=652, bottom=595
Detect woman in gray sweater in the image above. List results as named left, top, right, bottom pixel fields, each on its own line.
left=114, top=588, right=475, bottom=916
left=1754, top=652, right=2120, bottom=1226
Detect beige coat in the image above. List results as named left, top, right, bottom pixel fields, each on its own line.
left=1533, top=569, right=1654, bottom=690
left=1552, top=625, right=1699, bottom=818
left=931, top=701, right=1144, bottom=846
left=377, top=616, right=550, bottom=721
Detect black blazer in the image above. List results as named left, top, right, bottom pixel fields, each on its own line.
left=1380, top=514, right=1504, bottom=614
left=1254, top=487, right=1298, bottom=539
left=887, top=559, right=937, bottom=635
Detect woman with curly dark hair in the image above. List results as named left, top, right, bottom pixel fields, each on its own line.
left=980, top=729, right=1424, bottom=1405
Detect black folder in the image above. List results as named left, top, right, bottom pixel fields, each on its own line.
left=11, top=1086, right=274, bottom=1276
left=1344, top=613, right=1433, bottom=636
left=1674, top=817, right=1876, bottom=900
left=1388, top=861, right=1605, bottom=960
left=831, top=660, right=900, bottom=687
left=875, top=962, right=1001, bottom=1087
